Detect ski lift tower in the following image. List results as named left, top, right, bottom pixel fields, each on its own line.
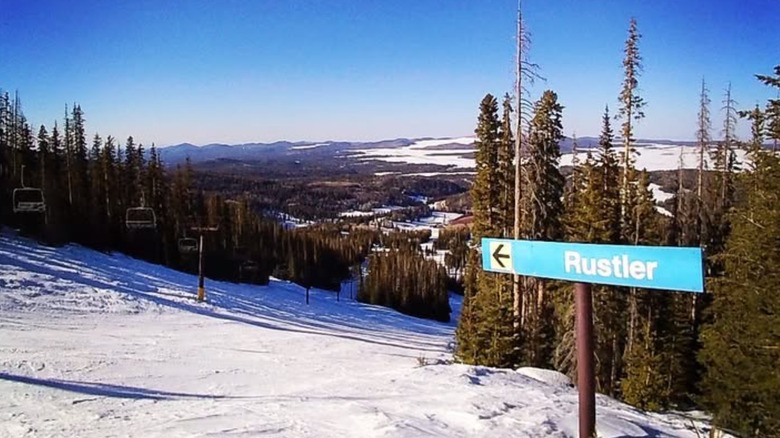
left=191, top=224, right=219, bottom=302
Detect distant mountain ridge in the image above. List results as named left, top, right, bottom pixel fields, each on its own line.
left=157, top=138, right=416, bottom=164
left=155, top=136, right=731, bottom=165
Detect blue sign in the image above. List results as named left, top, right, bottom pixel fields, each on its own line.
left=481, top=238, right=704, bottom=293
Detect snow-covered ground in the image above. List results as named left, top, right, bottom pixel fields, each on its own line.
left=560, top=143, right=750, bottom=173
left=353, top=137, right=475, bottom=169
left=414, top=212, right=464, bottom=226
left=648, top=183, right=675, bottom=203
left=0, top=232, right=718, bottom=437
left=354, top=137, right=750, bottom=176
left=339, top=206, right=406, bottom=218
left=290, top=143, right=330, bottom=150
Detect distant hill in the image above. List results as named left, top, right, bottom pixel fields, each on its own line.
left=158, top=138, right=415, bottom=164
left=156, top=136, right=765, bottom=166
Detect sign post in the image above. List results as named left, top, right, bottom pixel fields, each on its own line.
left=575, top=282, right=595, bottom=438
left=481, top=238, right=704, bottom=438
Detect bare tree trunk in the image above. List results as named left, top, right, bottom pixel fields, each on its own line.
left=610, top=334, right=620, bottom=396
left=512, top=2, right=523, bottom=338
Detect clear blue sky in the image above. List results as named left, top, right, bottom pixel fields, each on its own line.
left=1, top=0, right=778, bottom=146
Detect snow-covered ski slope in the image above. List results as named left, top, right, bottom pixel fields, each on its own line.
left=0, top=232, right=715, bottom=437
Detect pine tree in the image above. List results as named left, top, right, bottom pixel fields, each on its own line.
left=36, top=125, right=50, bottom=225
left=498, top=94, right=515, bottom=238
left=699, top=65, right=780, bottom=437
left=741, top=104, right=766, bottom=147
left=699, top=146, right=780, bottom=436
left=88, top=133, right=108, bottom=247
left=559, top=109, right=630, bottom=394
left=696, top=78, right=712, bottom=201
left=711, top=83, right=739, bottom=228
left=617, top=17, right=646, bottom=232
left=524, top=90, right=565, bottom=242
left=756, top=66, right=780, bottom=151
left=616, top=19, right=652, bottom=369
left=471, top=94, right=501, bottom=239
left=522, top=90, right=565, bottom=367
left=456, top=93, right=516, bottom=367
left=101, top=136, right=121, bottom=247
left=621, top=171, right=668, bottom=409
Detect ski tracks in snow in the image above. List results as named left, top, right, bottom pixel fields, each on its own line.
left=0, top=232, right=720, bottom=437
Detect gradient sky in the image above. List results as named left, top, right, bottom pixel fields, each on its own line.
left=2, top=0, right=778, bottom=146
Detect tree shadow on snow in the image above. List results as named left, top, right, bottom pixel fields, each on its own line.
left=0, top=236, right=447, bottom=353
left=0, top=372, right=231, bottom=401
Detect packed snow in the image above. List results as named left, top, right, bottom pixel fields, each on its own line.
left=0, top=231, right=719, bottom=437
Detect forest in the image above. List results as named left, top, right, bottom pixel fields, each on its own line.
left=455, top=17, right=779, bottom=437
left=0, top=93, right=464, bottom=325
left=190, top=154, right=468, bottom=220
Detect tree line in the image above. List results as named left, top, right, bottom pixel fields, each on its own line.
left=455, top=17, right=779, bottom=437
left=0, top=96, right=370, bottom=292
left=0, top=96, right=456, bottom=321
left=358, top=245, right=451, bottom=322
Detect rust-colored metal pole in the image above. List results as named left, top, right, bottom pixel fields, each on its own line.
left=575, top=282, right=596, bottom=438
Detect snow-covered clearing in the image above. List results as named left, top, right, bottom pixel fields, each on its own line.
left=353, top=137, right=475, bottom=169
left=355, top=138, right=750, bottom=176
left=290, top=143, right=329, bottom=150
left=339, top=206, right=406, bottom=218
left=560, top=143, right=750, bottom=172
left=648, top=183, right=675, bottom=203
left=0, top=232, right=717, bottom=437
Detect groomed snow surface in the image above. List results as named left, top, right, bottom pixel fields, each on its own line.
left=0, top=232, right=716, bottom=437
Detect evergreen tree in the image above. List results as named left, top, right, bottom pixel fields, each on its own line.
left=522, top=90, right=565, bottom=367
left=498, top=93, right=515, bottom=238
left=695, top=78, right=712, bottom=201
left=617, top=17, right=646, bottom=231
left=699, top=146, right=780, bottom=436
left=756, top=66, right=780, bottom=151
left=101, top=136, right=121, bottom=247
left=621, top=171, right=668, bottom=409
left=711, top=82, right=739, bottom=232
left=471, top=94, right=501, bottom=239
left=523, top=90, right=565, bottom=242
left=36, top=125, right=50, bottom=225
left=456, top=93, right=516, bottom=367
left=88, top=133, right=108, bottom=247
left=699, top=65, right=780, bottom=437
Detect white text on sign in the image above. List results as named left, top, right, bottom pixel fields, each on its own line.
left=564, top=251, right=658, bottom=280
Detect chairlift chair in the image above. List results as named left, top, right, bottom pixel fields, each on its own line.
left=125, top=207, right=157, bottom=229
left=12, top=165, right=46, bottom=214
left=13, top=187, right=46, bottom=213
left=178, top=237, right=199, bottom=254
